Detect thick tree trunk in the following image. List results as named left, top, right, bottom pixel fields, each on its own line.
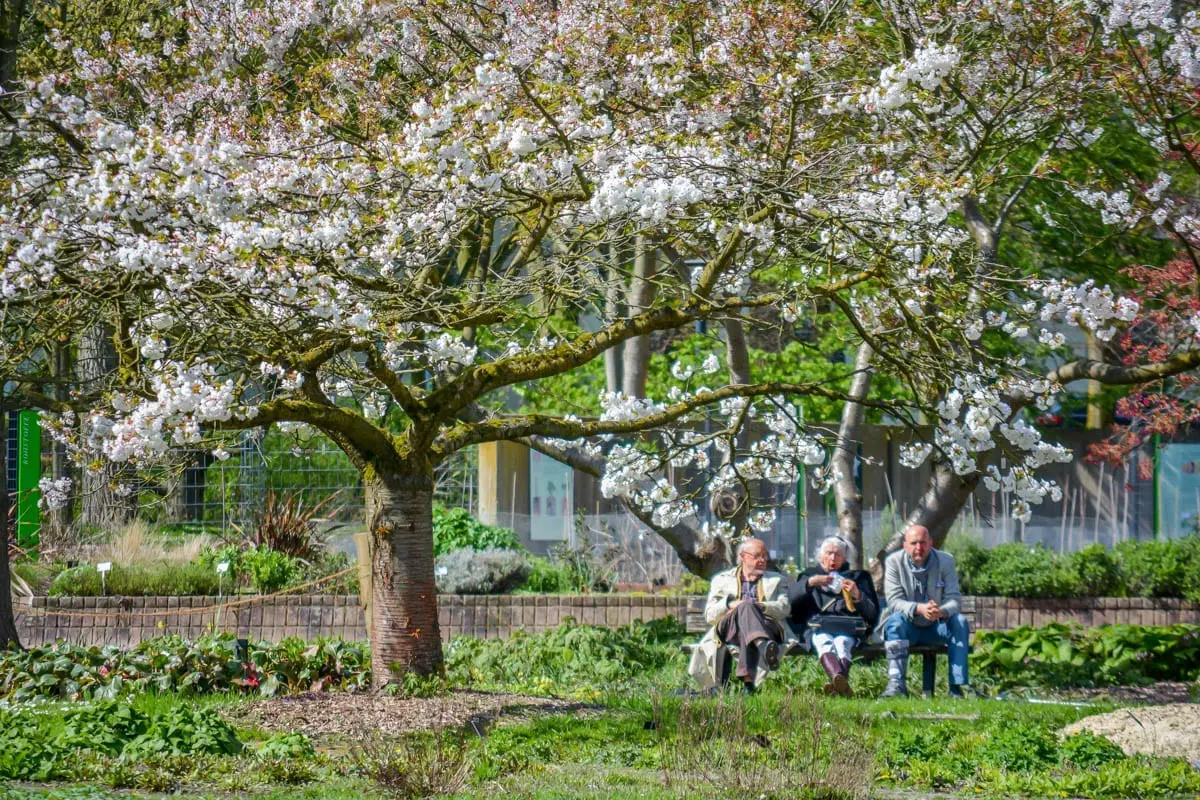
left=523, top=436, right=733, bottom=577
left=871, top=459, right=981, bottom=584
left=0, top=410, right=21, bottom=649
left=621, top=238, right=656, bottom=398
left=366, top=470, right=442, bottom=688
left=833, top=343, right=873, bottom=568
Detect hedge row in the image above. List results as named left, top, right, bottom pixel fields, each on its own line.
left=955, top=537, right=1200, bottom=600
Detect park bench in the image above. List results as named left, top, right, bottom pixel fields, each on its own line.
left=681, top=595, right=976, bottom=697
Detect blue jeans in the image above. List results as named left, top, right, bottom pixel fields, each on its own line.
left=884, top=612, right=970, bottom=686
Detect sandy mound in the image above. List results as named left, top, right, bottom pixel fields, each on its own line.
left=223, top=690, right=593, bottom=741
left=1063, top=703, right=1200, bottom=762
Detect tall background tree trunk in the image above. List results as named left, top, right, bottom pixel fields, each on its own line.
left=1085, top=331, right=1106, bottom=430
left=367, top=470, right=442, bottom=687
left=79, top=325, right=136, bottom=529
left=833, top=343, right=873, bottom=568
left=604, top=248, right=624, bottom=393
left=621, top=237, right=656, bottom=398
left=0, top=410, right=21, bottom=649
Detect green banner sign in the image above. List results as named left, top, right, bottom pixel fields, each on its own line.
left=16, top=409, right=40, bottom=547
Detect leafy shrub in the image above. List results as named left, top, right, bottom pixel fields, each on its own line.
left=950, top=536, right=1200, bottom=600
left=952, top=542, right=992, bottom=596
left=974, top=722, right=1059, bottom=772
left=1115, top=538, right=1198, bottom=599
left=971, top=623, right=1200, bottom=688
left=0, top=711, right=65, bottom=780
left=226, top=489, right=337, bottom=561
left=298, top=550, right=360, bottom=594
left=435, top=546, right=531, bottom=594
left=49, top=562, right=221, bottom=597
left=1060, top=731, right=1126, bottom=769
left=965, top=543, right=1080, bottom=598
left=197, top=543, right=247, bottom=584
left=433, top=505, right=522, bottom=556
left=521, top=556, right=578, bottom=593
left=673, top=571, right=712, bottom=597
left=257, top=732, right=316, bottom=760
left=125, top=705, right=243, bottom=757
left=0, top=634, right=370, bottom=701
left=1069, top=545, right=1124, bottom=597
left=59, top=700, right=149, bottom=755
left=547, top=534, right=618, bottom=593
left=445, top=617, right=685, bottom=692
left=242, top=546, right=299, bottom=593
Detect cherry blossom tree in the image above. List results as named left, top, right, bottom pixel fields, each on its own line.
left=7, top=0, right=1196, bottom=677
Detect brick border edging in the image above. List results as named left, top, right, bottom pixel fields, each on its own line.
left=13, top=593, right=1200, bottom=648
left=15, top=593, right=691, bottom=648
left=968, top=595, right=1200, bottom=629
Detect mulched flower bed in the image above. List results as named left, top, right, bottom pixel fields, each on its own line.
left=222, top=690, right=595, bottom=740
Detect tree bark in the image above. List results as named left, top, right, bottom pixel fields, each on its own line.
left=0, top=0, right=28, bottom=92
left=621, top=237, right=656, bottom=398
left=1085, top=331, right=1105, bottom=430
left=833, top=343, right=873, bottom=568
left=79, top=325, right=136, bottom=529
left=604, top=247, right=624, bottom=394
left=522, top=436, right=733, bottom=577
left=0, top=409, right=21, bottom=649
left=871, top=458, right=982, bottom=584
left=366, top=469, right=442, bottom=687
left=714, top=319, right=753, bottom=532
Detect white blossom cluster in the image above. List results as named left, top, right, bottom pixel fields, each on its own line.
left=900, top=372, right=1073, bottom=520
left=92, top=363, right=238, bottom=463
left=1033, top=280, right=1140, bottom=342
left=37, top=476, right=73, bottom=511
left=862, top=43, right=962, bottom=113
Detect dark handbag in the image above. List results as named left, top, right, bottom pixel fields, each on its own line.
left=808, top=614, right=869, bottom=638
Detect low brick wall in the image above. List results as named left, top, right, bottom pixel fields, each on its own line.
left=970, top=596, right=1200, bottom=629
left=14, top=594, right=691, bottom=648
left=13, top=594, right=1200, bottom=648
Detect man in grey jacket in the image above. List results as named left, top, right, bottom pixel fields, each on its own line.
left=881, top=524, right=970, bottom=697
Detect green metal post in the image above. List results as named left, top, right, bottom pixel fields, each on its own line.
left=16, top=410, right=40, bottom=548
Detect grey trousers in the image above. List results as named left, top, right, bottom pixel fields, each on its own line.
left=716, top=602, right=783, bottom=680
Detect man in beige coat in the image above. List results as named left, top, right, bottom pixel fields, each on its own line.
left=687, top=538, right=793, bottom=693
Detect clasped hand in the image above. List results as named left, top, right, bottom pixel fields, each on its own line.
left=917, top=600, right=945, bottom=621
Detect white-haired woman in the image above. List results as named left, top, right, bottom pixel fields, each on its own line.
left=788, top=536, right=879, bottom=697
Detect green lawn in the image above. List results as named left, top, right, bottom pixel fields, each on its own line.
left=0, top=622, right=1197, bottom=800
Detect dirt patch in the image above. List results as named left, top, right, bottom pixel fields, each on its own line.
left=1063, top=703, right=1200, bottom=761
left=1066, top=681, right=1197, bottom=706
left=223, top=690, right=595, bottom=741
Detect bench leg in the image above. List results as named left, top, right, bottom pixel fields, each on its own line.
left=718, top=649, right=733, bottom=688
left=922, top=652, right=936, bottom=698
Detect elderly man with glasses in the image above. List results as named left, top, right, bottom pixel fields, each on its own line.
left=687, top=537, right=793, bottom=694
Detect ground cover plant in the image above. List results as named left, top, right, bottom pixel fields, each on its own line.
left=0, top=635, right=369, bottom=701
left=971, top=623, right=1200, bottom=689
left=0, top=621, right=1195, bottom=798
